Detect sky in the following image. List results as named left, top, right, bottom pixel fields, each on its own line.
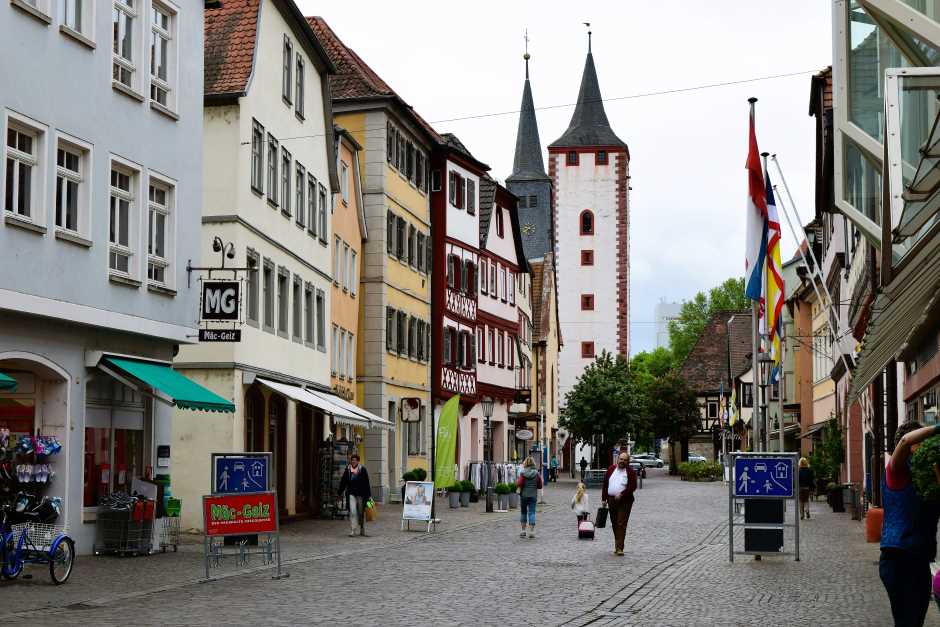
left=298, top=1, right=833, bottom=354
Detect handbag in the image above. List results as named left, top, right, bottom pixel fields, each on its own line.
left=364, top=499, right=377, bottom=522
left=595, top=505, right=608, bottom=528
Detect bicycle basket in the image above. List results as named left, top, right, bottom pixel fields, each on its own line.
left=10, top=523, right=67, bottom=550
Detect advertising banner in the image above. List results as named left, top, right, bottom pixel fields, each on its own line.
left=203, top=491, right=278, bottom=536
left=402, top=481, right=434, bottom=521
left=434, top=395, right=460, bottom=489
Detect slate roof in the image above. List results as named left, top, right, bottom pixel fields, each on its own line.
left=307, top=16, right=441, bottom=145
left=204, top=0, right=260, bottom=97
left=478, top=176, right=498, bottom=247
left=549, top=50, right=627, bottom=149
left=679, top=310, right=751, bottom=393
left=507, top=73, right=549, bottom=183
left=206, top=0, right=335, bottom=99
left=440, top=133, right=489, bottom=172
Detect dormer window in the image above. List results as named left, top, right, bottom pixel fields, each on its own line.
left=496, top=207, right=504, bottom=238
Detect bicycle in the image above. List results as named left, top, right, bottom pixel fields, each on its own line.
left=1, top=500, right=75, bottom=585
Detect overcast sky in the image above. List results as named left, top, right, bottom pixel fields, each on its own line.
left=299, top=1, right=833, bottom=354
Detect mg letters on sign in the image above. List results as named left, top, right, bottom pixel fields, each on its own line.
left=201, top=281, right=240, bottom=321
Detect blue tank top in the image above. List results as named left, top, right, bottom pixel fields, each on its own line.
left=880, top=461, right=940, bottom=560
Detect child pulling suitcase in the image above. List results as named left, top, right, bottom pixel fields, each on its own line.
left=572, top=482, right=594, bottom=539
left=578, top=513, right=596, bottom=540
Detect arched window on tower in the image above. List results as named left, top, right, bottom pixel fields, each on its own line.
left=580, top=210, right=594, bottom=236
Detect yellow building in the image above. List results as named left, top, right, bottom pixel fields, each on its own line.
left=527, top=254, right=562, bottom=465
left=310, top=18, right=435, bottom=502
left=331, top=126, right=368, bottom=459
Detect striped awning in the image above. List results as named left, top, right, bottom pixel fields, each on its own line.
left=848, top=238, right=940, bottom=403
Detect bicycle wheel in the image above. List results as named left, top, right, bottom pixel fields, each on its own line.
left=1, top=534, right=22, bottom=580
left=49, top=537, right=74, bottom=585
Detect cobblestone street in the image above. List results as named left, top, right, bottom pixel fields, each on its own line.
left=1, top=471, right=934, bottom=626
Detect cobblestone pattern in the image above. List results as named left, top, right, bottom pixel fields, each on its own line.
left=3, top=472, right=935, bottom=627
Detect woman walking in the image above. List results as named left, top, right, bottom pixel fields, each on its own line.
left=338, top=453, right=372, bottom=537
left=516, top=456, right=543, bottom=538
left=798, top=458, right=815, bottom=520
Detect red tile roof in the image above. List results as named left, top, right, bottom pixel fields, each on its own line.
left=679, top=310, right=751, bottom=393
left=204, top=0, right=260, bottom=97
left=306, top=16, right=442, bottom=144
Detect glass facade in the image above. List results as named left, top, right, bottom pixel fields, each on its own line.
left=848, top=2, right=906, bottom=140
left=843, top=140, right=883, bottom=224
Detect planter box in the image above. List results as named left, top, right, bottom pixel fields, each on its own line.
left=508, top=493, right=519, bottom=509
left=460, top=492, right=470, bottom=507
left=497, top=495, right=509, bottom=510
left=448, top=492, right=460, bottom=509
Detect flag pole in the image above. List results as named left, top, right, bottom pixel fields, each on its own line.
left=760, top=150, right=773, bottom=454
left=748, top=97, right=761, bottom=453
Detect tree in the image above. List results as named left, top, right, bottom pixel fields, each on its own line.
left=648, top=372, right=701, bottom=474
left=668, top=277, right=749, bottom=363
left=629, top=348, right=675, bottom=452
left=561, top=351, right=647, bottom=466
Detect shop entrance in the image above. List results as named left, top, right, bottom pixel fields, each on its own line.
left=269, top=395, right=287, bottom=516
left=295, top=406, right=314, bottom=515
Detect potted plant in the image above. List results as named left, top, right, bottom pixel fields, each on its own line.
left=459, top=480, right=472, bottom=507
left=508, top=482, right=520, bottom=509
left=413, top=468, right=428, bottom=482
left=448, top=483, right=462, bottom=508
left=494, top=483, right=511, bottom=510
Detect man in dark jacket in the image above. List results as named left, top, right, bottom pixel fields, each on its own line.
left=338, top=454, right=371, bottom=537
left=601, top=452, right=638, bottom=556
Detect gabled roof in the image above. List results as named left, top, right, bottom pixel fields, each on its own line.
left=531, top=253, right=562, bottom=348
left=478, top=177, right=498, bottom=246
left=507, top=66, right=549, bottom=183
left=679, top=310, right=751, bottom=393
left=440, top=133, right=490, bottom=173
left=549, top=48, right=627, bottom=150
left=205, top=0, right=335, bottom=100
left=307, top=16, right=441, bottom=145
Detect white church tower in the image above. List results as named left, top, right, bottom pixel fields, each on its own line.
left=549, top=31, right=631, bottom=405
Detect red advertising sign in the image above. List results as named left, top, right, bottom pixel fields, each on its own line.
left=203, top=491, right=278, bottom=536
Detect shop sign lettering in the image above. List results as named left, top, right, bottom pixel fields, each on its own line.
left=203, top=491, right=278, bottom=536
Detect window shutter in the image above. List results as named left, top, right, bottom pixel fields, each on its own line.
left=387, top=211, right=395, bottom=254
left=386, top=307, right=394, bottom=350
left=469, top=332, right=476, bottom=368
left=447, top=256, right=455, bottom=288
left=426, top=235, right=433, bottom=274
left=456, top=331, right=465, bottom=368
left=443, top=328, right=451, bottom=364
left=480, top=259, right=487, bottom=294
left=466, top=261, right=475, bottom=295
left=448, top=171, right=456, bottom=205
left=467, top=179, right=475, bottom=214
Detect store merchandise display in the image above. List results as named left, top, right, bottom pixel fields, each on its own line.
left=0, top=433, right=63, bottom=523
left=93, top=491, right=156, bottom=556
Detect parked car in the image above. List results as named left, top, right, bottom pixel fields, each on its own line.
left=688, top=454, right=708, bottom=463
left=629, top=461, right=647, bottom=479
left=631, top=453, right=665, bottom=468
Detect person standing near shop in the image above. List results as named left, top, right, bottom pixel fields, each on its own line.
left=338, top=453, right=372, bottom=537
left=550, top=455, right=559, bottom=482
left=879, top=421, right=940, bottom=627
left=579, top=456, right=588, bottom=482
left=798, top=458, right=815, bottom=520
left=601, top=452, right=637, bottom=556
left=516, top=456, right=543, bottom=539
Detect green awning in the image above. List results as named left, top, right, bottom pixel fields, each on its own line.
left=0, top=372, right=16, bottom=392
left=103, top=357, right=235, bottom=413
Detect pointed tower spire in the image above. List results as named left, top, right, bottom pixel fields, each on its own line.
left=508, top=32, right=549, bottom=182
left=549, top=32, right=627, bottom=149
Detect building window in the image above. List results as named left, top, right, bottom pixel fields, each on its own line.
left=304, top=283, right=314, bottom=345
left=342, top=242, right=350, bottom=291
left=150, top=3, right=175, bottom=109
left=147, top=179, right=173, bottom=286
left=431, top=169, right=442, bottom=192
left=350, top=250, right=357, bottom=296
left=340, top=160, right=349, bottom=203
left=508, top=270, right=514, bottom=305
left=566, top=151, right=579, bottom=166
left=108, top=165, right=136, bottom=275
left=295, top=54, right=304, bottom=118
left=5, top=123, right=42, bottom=221
left=448, top=171, right=457, bottom=206
left=251, top=120, right=264, bottom=193
left=466, top=179, right=476, bottom=215
left=581, top=250, right=594, bottom=266
left=386, top=124, right=394, bottom=164
left=339, top=329, right=347, bottom=378
left=479, top=258, right=488, bottom=294
left=416, top=152, right=425, bottom=191
left=407, top=225, right=416, bottom=267
left=488, top=328, right=495, bottom=363
left=499, top=266, right=506, bottom=301
left=307, top=175, right=317, bottom=236
left=581, top=342, right=595, bottom=358
left=277, top=268, right=289, bottom=337
left=62, top=0, right=91, bottom=35
left=282, top=35, right=293, bottom=104
left=490, top=263, right=497, bottom=299
left=581, top=294, right=594, bottom=311
left=267, top=134, right=278, bottom=205
left=246, top=250, right=260, bottom=325
left=292, top=276, right=302, bottom=341
left=507, top=335, right=514, bottom=369
left=770, top=381, right=780, bottom=401
left=331, top=324, right=338, bottom=375
left=386, top=307, right=395, bottom=351
left=406, top=143, right=415, bottom=182
left=707, top=401, right=718, bottom=419
left=262, top=260, right=275, bottom=333
left=397, top=311, right=407, bottom=354
left=580, top=210, right=594, bottom=235
left=596, top=150, right=608, bottom=165
left=318, top=183, right=327, bottom=241
left=55, top=140, right=86, bottom=234
left=396, top=216, right=406, bottom=259
left=416, top=232, right=426, bottom=273
left=465, top=260, right=476, bottom=296
left=280, top=148, right=291, bottom=216
left=347, top=332, right=354, bottom=380
left=496, top=207, right=504, bottom=238
left=293, top=163, right=306, bottom=228
left=315, top=289, right=326, bottom=350
left=333, top=235, right=341, bottom=285
left=386, top=211, right=395, bottom=255
left=742, top=383, right=753, bottom=408
left=498, top=330, right=505, bottom=366
left=408, top=317, right=417, bottom=359
left=112, top=0, right=137, bottom=89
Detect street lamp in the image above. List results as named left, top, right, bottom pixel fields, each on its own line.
left=481, top=396, right=494, bottom=513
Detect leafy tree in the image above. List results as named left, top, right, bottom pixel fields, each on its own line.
left=561, top=351, right=648, bottom=465
left=647, top=372, right=701, bottom=474
left=628, top=348, right=675, bottom=453
left=668, top=277, right=749, bottom=363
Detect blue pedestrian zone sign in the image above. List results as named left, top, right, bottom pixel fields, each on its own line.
left=214, top=455, right=269, bottom=494
left=733, top=457, right=793, bottom=498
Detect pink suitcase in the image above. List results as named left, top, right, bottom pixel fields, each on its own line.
left=578, top=518, right=595, bottom=540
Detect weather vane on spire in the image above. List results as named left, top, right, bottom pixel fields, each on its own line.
left=523, top=28, right=530, bottom=79
left=583, top=22, right=592, bottom=52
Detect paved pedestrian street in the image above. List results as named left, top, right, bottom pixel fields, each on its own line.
left=1, top=472, right=934, bottom=627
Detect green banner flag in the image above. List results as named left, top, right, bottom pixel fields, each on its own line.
left=434, top=395, right=460, bottom=489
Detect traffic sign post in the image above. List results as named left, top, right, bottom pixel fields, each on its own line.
left=211, top=453, right=271, bottom=494
left=728, top=451, right=800, bottom=562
